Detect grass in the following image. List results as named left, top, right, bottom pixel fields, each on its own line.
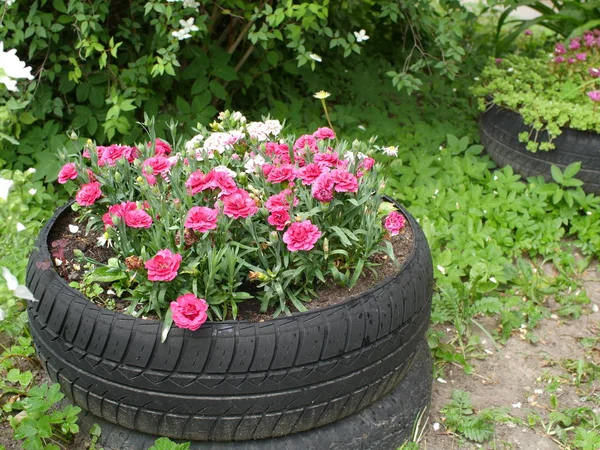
left=1, top=35, right=599, bottom=450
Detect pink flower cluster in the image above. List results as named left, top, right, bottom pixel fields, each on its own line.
left=102, top=201, right=153, bottom=229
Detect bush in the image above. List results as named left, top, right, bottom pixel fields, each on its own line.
left=0, top=0, right=473, bottom=181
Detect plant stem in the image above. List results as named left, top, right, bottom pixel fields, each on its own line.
left=320, top=98, right=338, bottom=143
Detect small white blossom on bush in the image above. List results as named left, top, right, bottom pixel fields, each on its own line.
left=353, top=29, right=369, bottom=43
left=171, top=17, right=199, bottom=40
left=0, top=42, right=34, bottom=92
left=16, top=223, right=26, bottom=232
left=309, top=53, right=322, bottom=62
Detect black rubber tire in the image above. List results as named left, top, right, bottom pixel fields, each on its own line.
left=26, top=200, right=433, bottom=442
left=77, top=339, right=432, bottom=450
left=480, top=104, right=600, bottom=195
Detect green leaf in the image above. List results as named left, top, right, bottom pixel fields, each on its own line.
left=550, top=165, right=564, bottom=184
left=563, top=161, right=581, bottom=179
left=209, top=80, right=227, bottom=100
left=160, top=308, right=173, bottom=343
left=86, top=267, right=126, bottom=283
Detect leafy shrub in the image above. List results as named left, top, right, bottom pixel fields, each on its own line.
left=0, top=0, right=473, bottom=180
left=473, top=30, right=600, bottom=151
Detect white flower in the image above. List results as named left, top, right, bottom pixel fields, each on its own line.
left=264, top=119, right=283, bottom=136
left=437, top=265, right=446, bottom=275
left=26, top=168, right=36, bottom=175
left=357, top=125, right=366, bottom=131
left=353, top=29, right=369, bottom=43
left=16, top=223, right=26, bottom=232
left=489, top=276, right=497, bottom=283
left=28, top=188, right=36, bottom=195
left=0, top=307, right=5, bottom=321
left=1, top=267, right=36, bottom=302
left=231, top=111, right=247, bottom=123
left=343, top=151, right=355, bottom=162
left=432, top=422, right=441, bottom=431
left=356, top=152, right=367, bottom=160
left=107, top=289, right=116, bottom=296
left=213, top=165, right=237, bottom=178
left=382, top=146, right=398, bottom=157
left=0, top=177, right=13, bottom=200
left=69, top=224, right=80, bottom=234
left=507, top=67, right=514, bottom=73
left=309, top=53, right=322, bottom=62
left=313, top=91, right=331, bottom=99
left=182, top=0, right=199, bottom=7
left=185, top=134, right=204, bottom=153
left=0, top=42, right=34, bottom=92
left=171, top=17, right=199, bottom=41
left=244, top=155, right=266, bottom=174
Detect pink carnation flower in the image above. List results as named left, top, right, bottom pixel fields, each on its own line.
left=283, top=220, right=321, bottom=252
left=154, top=138, right=172, bottom=156
left=268, top=209, right=291, bottom=231
left=313, top=127, right=336, bottom=140
left=267, top=164, right=296, bottom=183
left=185, top=206, right=218, bottom=232
left=331, top=169, right=359, bottom=193
left=58, top=163, right=78, bottom=184
left=569, top=38, right=581, bottom=50
left=221, top=189, right=258, bottom=219
left=185, top=170, right=236, bottom=195
left=554, top=43, right=566, bottom=55
left=265, top=189, right=297, bottom=212
left=589, top=67, right=600, bottom=78
left=145, top=249, right=182, bottom=282
left=384, top=211, right=406, bottom=236
left=293, top=134, right=318, bottom=153
left=314, top=152, right=341, bottom=168
left=298, top=163, right=324, bottom=185
left=75, top=182, right=102, bottom=206
left=170, top=294, right=209, bottom=331
left=311, top=172, right=335, bottom=202
left=124, top=209, right=153, bottom=229
left=143, top=156, right=174, bottom=185
left=102, top=202, right=138, bottom=228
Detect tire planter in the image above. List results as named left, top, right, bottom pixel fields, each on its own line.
left=26, top=200, right=433, bottom=444
left=480, top=104, right=600, bottom=195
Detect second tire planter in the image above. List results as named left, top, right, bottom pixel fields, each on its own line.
left=480, top=104, right=600, bottom=195
left=26, top=201, right=433, bottom=444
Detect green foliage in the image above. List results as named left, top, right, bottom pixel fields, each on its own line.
left=148, top=437, right=190, bottom=450
left=473, top=45, right=600, bottom=151
left=7, top=383, right=81, bottom=450
left=0, top=0, right=476, bottom=181
left=492, top=0, right=600, bottom=54
left=440, top=390, right=502, bottom=443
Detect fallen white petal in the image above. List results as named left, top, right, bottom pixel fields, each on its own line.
left=2, top=267, right=18, bottom=291
left=69, top=224, right=79, bottom=233
left=28, top=188, right=37, bottom=195
left=592, top=304, right=599, bottom=313
left=16, top=222, right=26, bottom=232
left=54, top=258, right=63, bottom=266
left=436, top=378, right=447, bottom=384
left=14, top=285, right=37, bottom=301
left=0, top=177, right=13, bottom=201
left=433, top=422, right=440, bottom=431
left=512, top=402, right=522, bottom=408
left=437, top=265, right=446, bottom=275
left=0, top=307, right=5, bottom=321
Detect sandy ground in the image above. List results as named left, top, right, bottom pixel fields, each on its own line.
left=419, top=264, right=600, bottom=450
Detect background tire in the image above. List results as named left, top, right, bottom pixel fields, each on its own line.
left=26, top=200, right=433, bottom=441
left=480, top=104, right=600, bottom=195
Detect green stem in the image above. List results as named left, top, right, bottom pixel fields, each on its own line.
left=560, top=77, right=600, bottom=100
left=320, top=99, right=338, bottom=143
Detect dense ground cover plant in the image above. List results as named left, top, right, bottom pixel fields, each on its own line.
left=57, top=110, right=406, bottom=335
left=0, top=0, right=472, bottom=181
left=473, top=29, right=600, bottom=151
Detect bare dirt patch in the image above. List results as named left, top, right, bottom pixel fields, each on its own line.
left=420, top=264, right=600, bottom=449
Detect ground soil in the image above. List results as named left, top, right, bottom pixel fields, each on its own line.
left=48, top=207, right=414, bottom=321
left=419, top=263, right=600, bottom=450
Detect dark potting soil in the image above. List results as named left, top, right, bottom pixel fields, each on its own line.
left=48, top=208, right=414, bottom=322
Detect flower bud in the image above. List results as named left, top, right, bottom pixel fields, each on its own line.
left=136, top=176, right=144, bottom=183
left=114, top=172, right=123, bottom=183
